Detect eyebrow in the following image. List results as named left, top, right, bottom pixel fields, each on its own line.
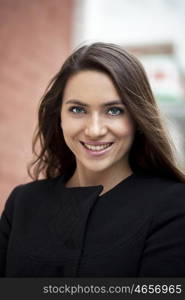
left=64, top=99, right=124, bottom=107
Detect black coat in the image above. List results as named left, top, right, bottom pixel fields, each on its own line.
left=0, top=172, right=185, bottom=277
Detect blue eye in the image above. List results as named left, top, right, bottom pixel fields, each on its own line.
left=69, top=106, right=86, bottom=114
left=107, top=107, right=124, bottom=116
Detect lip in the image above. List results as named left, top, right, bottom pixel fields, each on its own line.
left=80, top=141, right=114, bottom=157
left=81, top=141, right=113, bottom=145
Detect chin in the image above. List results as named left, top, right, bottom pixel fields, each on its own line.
left=80, top=161, right=114, bottom=174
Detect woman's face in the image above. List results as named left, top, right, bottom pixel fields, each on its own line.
left=61, top=70, right=135, bottom=174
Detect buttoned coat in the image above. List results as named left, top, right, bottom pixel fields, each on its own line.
left=0, top=172, right=185, bottom=277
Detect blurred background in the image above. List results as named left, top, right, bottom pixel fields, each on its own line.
left=0, top=0, right=185, bottom=213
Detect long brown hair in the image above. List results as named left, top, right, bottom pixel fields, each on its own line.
left=28, top=42, right=185, bottom=182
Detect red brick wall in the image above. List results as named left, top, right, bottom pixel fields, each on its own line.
left=0, top=0, right=74, bottom=213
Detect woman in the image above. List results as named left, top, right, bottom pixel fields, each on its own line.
left=0, top=42, right=185, bottom=277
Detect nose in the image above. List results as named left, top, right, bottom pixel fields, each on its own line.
left=84, top=114, right=108, bottom=138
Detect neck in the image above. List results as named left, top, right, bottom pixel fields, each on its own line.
left=66, top=161, right=133, bottom=195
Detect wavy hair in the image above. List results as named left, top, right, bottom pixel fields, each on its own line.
left=28, top=42, right=185, bottom=183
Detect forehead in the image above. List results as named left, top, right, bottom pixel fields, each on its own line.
left=62, top=70, right=121, bottom=104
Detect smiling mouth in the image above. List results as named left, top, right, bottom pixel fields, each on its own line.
left=80, top=142, right=113, bottom=151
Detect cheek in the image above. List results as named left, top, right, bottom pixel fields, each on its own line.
left=61, top=117, right=84, bottom=140
left=114, top=119, right=135, bottom=139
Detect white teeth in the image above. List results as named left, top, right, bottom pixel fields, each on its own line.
left=83, top=143, right=112, bottom=151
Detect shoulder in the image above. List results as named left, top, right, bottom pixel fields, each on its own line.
left=7, top=176, right=60, bottom=199
left=141, top=175, right=185, bottom=225
left=132, top=175, right=185, bottom=250
left=132, top=172, right=185, bottom=213
left=18, top=175, right=60, bottom=190
left=146, top=175, right=185, bottom=205
left=3, top=176, right=63, bottom=217
left=135, top=172, right=185, bottom=197
left=157, top=179, right=185, bottom=214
